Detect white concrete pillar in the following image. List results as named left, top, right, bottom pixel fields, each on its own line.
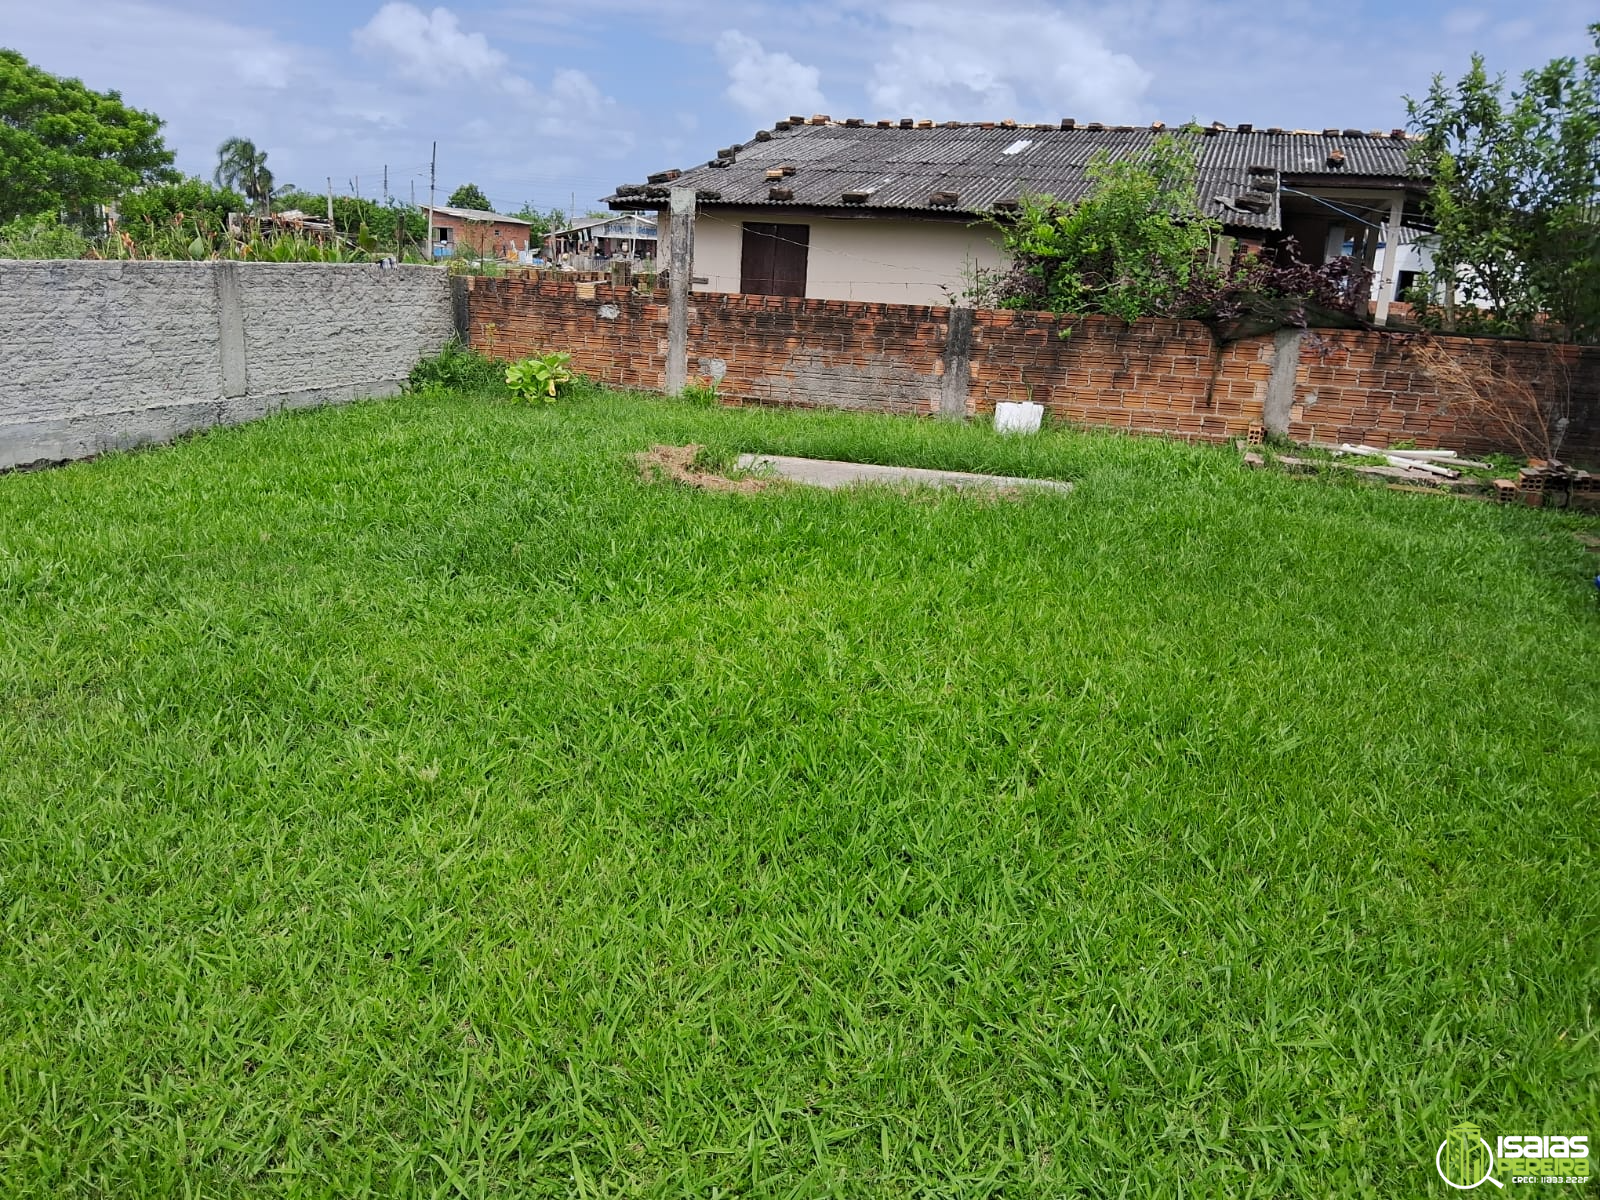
left=665, top=188, right=695, bottom=395
left=1374, top=194, right=1405, bottom=327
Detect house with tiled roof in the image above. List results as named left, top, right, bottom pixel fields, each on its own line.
left=607, top=116, right=1429, bottom=321
left=423, top=203, right=535, bottom=261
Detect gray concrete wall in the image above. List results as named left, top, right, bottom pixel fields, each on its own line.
left=0, top=261, right=455, bottom=469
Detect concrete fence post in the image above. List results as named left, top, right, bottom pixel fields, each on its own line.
left=1262, top=327, right=1303, bottom=438
left=214, top=262, right=248, bottom=400
left=939, top=307, right=974, bottom=419
left=665, top=188, right=695, bottom=395
left=450, top=276, right=471, bottom=343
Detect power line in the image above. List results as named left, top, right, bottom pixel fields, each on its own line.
left=1279, top=187, right=1432, bottom=242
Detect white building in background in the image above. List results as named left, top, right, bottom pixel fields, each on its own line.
left=545, top=214, right=658, bottom=269
left=612, top=117, right=1430, bottom=323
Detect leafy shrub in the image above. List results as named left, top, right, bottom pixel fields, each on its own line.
left=968, top=130, right=1375, bottom=342
left=980, top=133, right=1219, bottom=322
left=505, top=352, right=573, bottom=402
left=1174, top=255, right=1373, bottom=341
left=273, top=191, right=426, bottom=250
left=680, top=376, right=721, bottom=407
left=406, top=341, right=506, bottom=396
left=117, top=178, right=243, bottom=235
left=0, top=213, right=91, bottom=259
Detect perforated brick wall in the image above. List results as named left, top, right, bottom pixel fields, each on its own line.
left=1284, top=330, right=1599, bottom=464
left=465, top=276, right=1599, bottom=467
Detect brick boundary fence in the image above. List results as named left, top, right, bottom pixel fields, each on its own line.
left=464, top=277, right=1600, bottom=467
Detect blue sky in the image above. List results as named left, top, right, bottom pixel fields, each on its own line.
left=3, top=0, right=1594, bottom=218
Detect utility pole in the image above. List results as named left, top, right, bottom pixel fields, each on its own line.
left=326, top=176, right=334, bottom=235
left=665, top=187, right=695, bottom=394
left=354, top=175, right=360, bottom=202
left=427, top=141, right=437, bottom=262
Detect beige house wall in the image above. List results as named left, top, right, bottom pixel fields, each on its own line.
left=658, top=207, right=1006, bottom=306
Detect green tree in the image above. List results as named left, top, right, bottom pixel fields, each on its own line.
left=1407, top=24, right=1600, bottom=340
left=447, top=182, right=493, bottom=212
left=989, top=133, right=1219, bottom=321
left=213, top=137, right=274, bottom=216
left=0, top=212, right=91, bottom=258
left=273, top=190, right=426, bottom=251
left=509, top=203, right=565, bottom=241
left=0, top=48, right=175, bottom=224
left=118, top=177, right=244, bottom=235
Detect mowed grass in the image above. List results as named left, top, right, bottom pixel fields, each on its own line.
left=1, top=386, right=1597, bottom=1198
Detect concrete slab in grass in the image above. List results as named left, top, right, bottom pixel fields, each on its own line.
left=735, top=454, right=1073, bottom=494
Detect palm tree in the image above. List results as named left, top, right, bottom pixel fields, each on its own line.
left=213, top=137, right=274, bottom=216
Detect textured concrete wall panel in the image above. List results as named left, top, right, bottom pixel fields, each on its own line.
left=237, top=264, right=453, bottom=396
left=0, top=261, right=453, bottom=469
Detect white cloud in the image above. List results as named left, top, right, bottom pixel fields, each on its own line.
left=1494, top=18, right=1537, bottom=42
left=1443, top=9, right=1488, bottom=36
left=866, top=3, right=1150, bottom=122
left=229, top=46, right=295, bottom=90
left=715, top=30, right=826, bottom=118
left=353, top=4, right=621, bottom=138
left=354, top=3, right=509, bottom=87
left=551, top=68, right=604, bottom=114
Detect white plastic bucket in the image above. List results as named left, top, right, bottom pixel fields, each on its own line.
left=994, top=401, right=1043, bottom=435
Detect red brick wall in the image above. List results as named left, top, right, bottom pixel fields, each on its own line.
left=464, top=276, right=1600, bottom=467
left=691, top=293, right=951, bottom=416
left=1285, top=330, right=1599, bottom=464
left=967, top=310, right=1257, bottom=441
left=465, top=276, right=668, bottom=392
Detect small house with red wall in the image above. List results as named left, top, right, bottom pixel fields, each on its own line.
left=425, top=204, right=535, bottom=260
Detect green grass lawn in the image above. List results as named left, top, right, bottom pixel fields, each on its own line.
left=1, top=387, right=1597, bottom=1198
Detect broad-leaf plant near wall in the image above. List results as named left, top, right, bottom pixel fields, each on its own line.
left=505, top=352, right=574, bottom=402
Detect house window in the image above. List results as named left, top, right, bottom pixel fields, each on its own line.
left=435, top=227, right=451, bottom=243
left=1396, top=270, right=1418, bottom=300
left=740, top=223, right=809, bottom=297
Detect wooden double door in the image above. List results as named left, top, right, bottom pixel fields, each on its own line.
left=739, top=223, right=809, bottom=297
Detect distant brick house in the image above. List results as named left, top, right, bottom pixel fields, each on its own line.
left=424, top=204, right=535, bottom=260
left=608, top=116, right=1430, bottom=323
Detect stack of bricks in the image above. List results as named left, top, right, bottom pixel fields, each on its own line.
left=1513, top=462, right=1600, bottom=510
left=1575, top=470, right=1598, bottom=511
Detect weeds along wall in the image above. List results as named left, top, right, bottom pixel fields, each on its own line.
left=0, top=261, right=455, bottom=469
left=466, top=276, right=1600, bottom=467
